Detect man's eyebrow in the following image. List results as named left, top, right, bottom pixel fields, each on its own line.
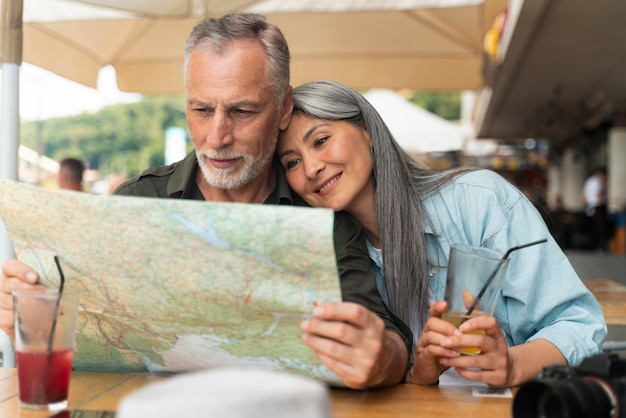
left=185, top=99, right=262, bottom=109
left=186, top=98, right=207, bottom=106
left=229, top=100, right=262, bottom=109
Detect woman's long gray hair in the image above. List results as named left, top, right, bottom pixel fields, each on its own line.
left=291, top=80, right=475, bottom=339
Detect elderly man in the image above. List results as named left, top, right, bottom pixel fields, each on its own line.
left=0, top=13, right=410, bottom=389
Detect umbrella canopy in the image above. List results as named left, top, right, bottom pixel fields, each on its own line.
left=9, top=0, right=506, bottom=94
left=364, top=89, right=465, bottom=153
left=262, top=0, right=505, bottom=92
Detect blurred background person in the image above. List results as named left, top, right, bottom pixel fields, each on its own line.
left=58, top=157, right=85, bottom=192
left=582, top=166, right=613, bottom=252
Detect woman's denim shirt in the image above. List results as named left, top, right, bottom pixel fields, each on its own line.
left=367, top=169, right=606, bottom=366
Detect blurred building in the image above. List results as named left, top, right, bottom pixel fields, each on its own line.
left=17, top=145, right=59, bottom=186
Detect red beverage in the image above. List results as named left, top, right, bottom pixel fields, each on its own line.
left=16, top=348, right=74, bottom=408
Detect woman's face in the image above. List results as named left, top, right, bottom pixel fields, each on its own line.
left=277, top=113, right=374, bottom=213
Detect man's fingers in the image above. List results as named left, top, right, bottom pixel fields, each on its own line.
left=0, top=279, right=44, bottom=303
left=302, top=331, right=348, bottom=357
left=311, top=302, right=376, bottom=328
left=301, top=316, right=363, bottom=347
left=0, top=265, right=43, bottom=334
left=314, top=350, right=369, bottom=389
left=301, top=331, right=375, bottom=389
left=2, top=260, right=39, bottom=284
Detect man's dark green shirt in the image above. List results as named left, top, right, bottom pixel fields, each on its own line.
left=115, top=151, right=413, bottom=354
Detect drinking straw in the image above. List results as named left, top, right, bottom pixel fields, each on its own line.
left=47, top=255, right=66, bottom=355
left=464, top=239, right=547, bottom=317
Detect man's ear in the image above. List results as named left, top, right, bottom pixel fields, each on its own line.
left=279, top=85, right=294, bottom=131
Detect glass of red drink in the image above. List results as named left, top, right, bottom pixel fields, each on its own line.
left=12, top=289, right=80, bottom=411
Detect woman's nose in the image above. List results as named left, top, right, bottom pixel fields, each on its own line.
left=304, top=158, right=324, bottom=179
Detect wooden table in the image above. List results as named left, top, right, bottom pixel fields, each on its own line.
left=0, top=368, right=514, bottom=417
left=582, top=278, right=626, bottom=325
left=1, top=279, right=620, bottom=417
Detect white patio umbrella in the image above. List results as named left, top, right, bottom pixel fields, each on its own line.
left=13, top=0, right=504, bottom=94
left=364, top=89, right=465, bottom=154
left=259, top=0, right=505, bottom=91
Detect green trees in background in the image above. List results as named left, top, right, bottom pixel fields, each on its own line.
left=20, top=91, right=460, bottom=178
left=20, top=95, right=187, bottom=177
left=409, top=91, right=461, bottom=121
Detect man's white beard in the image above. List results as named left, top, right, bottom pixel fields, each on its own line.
left=196, top=141, right=276, bottom=190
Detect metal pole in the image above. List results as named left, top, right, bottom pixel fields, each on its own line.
left=0, top=0, right=23, bottom=266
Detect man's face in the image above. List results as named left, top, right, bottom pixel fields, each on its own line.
left=185, top=39, right=292, bottom=189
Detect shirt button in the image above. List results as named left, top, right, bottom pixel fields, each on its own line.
left=429, top=268, right=436, bottom=277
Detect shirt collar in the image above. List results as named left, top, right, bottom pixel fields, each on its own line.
left=168, top=151, right=198, bottom=199
left=268, top=159, right=299, bottom=205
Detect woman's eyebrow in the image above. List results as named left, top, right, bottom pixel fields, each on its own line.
left=302, top=123, right=331, bottom=142
left=278, top=122, right=332, bottom=159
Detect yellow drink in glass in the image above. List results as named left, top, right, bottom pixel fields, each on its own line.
left=441, top=311, right=486, bottom=355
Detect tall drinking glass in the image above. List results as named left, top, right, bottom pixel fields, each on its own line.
left=13, top=289, right=80, bottom=411
left=442, top=244, right=509, bottom=355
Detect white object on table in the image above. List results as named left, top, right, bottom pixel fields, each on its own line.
left=117, top=367, right=333, bottom=418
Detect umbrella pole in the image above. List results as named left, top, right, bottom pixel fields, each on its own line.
left=0, top=65, right=19, bottom=264
left=0, top=0, right=22, bottom=264
left=0, top=64, right=19, bottom=182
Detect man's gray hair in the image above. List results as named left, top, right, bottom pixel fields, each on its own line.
left=184, top=13, right=290, bottom=101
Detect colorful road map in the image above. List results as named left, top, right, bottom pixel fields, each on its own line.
left=0, top=180, right=343, bottom=385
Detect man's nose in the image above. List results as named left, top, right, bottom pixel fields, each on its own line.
left=205, top=113, right=234, bottom=148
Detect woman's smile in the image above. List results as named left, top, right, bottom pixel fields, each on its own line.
left=316, top=174, right=342, bottom=194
